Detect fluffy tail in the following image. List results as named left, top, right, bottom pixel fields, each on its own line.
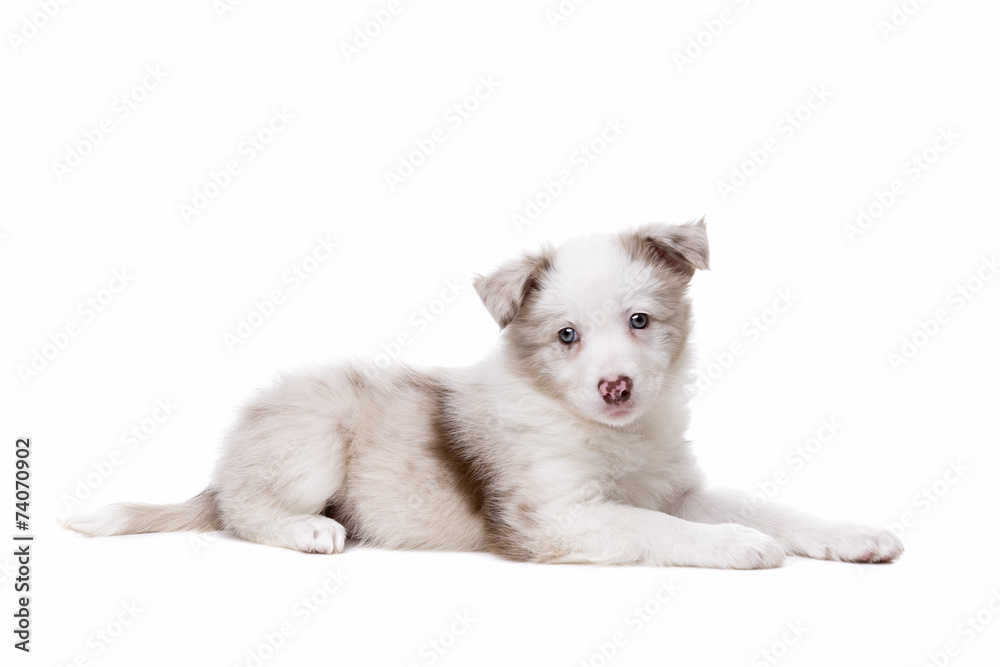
left=63, top=489, right=221, bottom=537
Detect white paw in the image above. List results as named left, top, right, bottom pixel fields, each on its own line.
left=291, top=516, right=346, bottom=555
left=702, top=523, right=786, bottom=570
left=793, top=523, right=903, bottom=563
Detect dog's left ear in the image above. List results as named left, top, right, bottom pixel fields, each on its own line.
left=623, top=217, right=710, bottom=279
left=473, top=248, right=552, bottom=329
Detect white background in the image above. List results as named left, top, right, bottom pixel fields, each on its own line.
left=3, top=1, right=999, bottom=665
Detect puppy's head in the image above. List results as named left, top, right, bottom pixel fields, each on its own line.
left=474, top=218, right=708, bottom=426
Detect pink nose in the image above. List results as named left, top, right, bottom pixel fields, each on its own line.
left=598, top=376, right=632, bottom=404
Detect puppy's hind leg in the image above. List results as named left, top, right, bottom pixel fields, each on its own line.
left=234, top=513, right=347, bottom=555
left=215, top=442, right=350, bottom=554
left=212, top=368, right=357, bottom=555
left=216, top=450, right=350, bottom=554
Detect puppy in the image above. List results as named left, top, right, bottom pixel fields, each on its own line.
left=65, top=218, right=903, bottom=568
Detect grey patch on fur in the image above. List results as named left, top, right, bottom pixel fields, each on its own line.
left=429, top=386, right=486, bottom=515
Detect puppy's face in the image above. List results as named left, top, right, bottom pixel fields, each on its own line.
left=475, top=219, right=709, bottom=426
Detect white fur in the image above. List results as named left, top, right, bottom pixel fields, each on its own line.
left=63, top=506, right=132, bottom=537
left=65, top=220, right=903, bottom=569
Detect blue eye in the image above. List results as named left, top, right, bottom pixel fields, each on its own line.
left=630, top=313, right=648, bottom=329
left=558, top=328, right=579, bottom=344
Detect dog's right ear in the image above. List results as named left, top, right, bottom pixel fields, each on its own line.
left=473, top=248, right=552, bottom=329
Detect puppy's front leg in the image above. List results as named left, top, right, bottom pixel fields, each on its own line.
left=672, top=487, right=903, bottom=563
left=536, top=502, right=785, bottom=569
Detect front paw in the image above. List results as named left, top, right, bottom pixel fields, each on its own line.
left=704, top=523, right=786, bottom=570
left=792, top=523, right=903, bottom=563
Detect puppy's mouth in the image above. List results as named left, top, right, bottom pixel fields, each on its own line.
left=601, top=403, right=637, bottom=421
